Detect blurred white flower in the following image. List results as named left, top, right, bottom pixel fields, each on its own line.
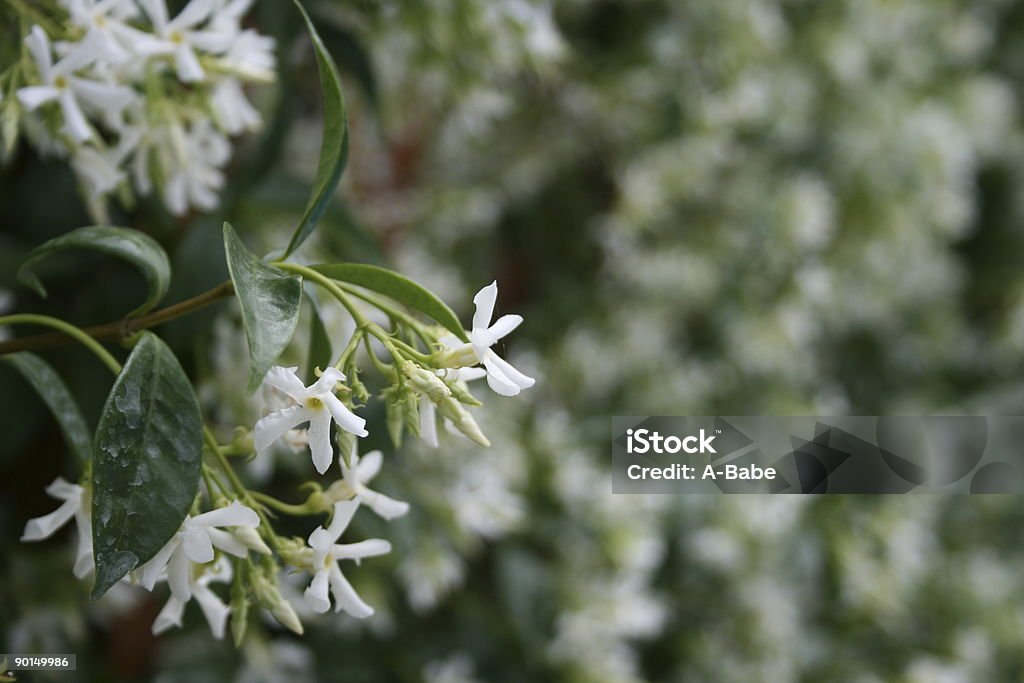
left=303, top=501, right=391, bottom=617
left=17, top=26, right=135, bottom=143
left=338, top=447, right=410, bottom=520
left=254, top=366, right=368, bottom=475
left=21, top=477, right=93, bottom=578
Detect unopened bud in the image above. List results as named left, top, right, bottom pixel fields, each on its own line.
left=447, top=380, right=483, bottom=407
left=252, top=570, right=304, bottom=635
left=401, top=361, right=451, bottom=402
left=438, top=397, right=490, bottom=447
left=230, top=565, right=250, bottom=647
left=230, top=525, right=272, bottom=555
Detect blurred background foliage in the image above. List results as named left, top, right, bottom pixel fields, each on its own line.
left=4, top=0, right=1024, bottom=681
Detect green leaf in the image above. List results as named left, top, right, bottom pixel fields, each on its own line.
left=310, top=263, right=469, bottom=342
left=223, top=223, right=303, bottom=392
left=91, top=332, right=202, bottom=599
left=283, top=0, right=349, bottom=258
left=17, top=226, right=171, bottom=317
left=3, top=352, right=91, bottom=462
left=304, top=291, right=333, bottom=383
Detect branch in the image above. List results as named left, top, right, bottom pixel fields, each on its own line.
left=0, top=280, right=234, bottom=355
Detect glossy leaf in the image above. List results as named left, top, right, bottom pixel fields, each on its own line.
left=91, top=332, right=202, bottom=599
left=4, top=352, right=92, bottom=462
left=283, top=0, right=349, bottom=258
left=18, top=226, right=171, bottom=317
left=311, top=263, right=469, bottom=342
left=224, top=223, right=303, bottom=392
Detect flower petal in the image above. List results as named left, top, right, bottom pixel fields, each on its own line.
left=171, top=0, right=214, bottom=29
left=140, top=537, right=179, bottom=591
left=207, top=527, right=248, bottom=558
left=472, top=281, right=498, bottom=331
left=486, top=351, right=535, bottom=389
left=483, top=356, right=520, bottom=397
left=190, top=501, right=259, bottom=528
left=152, top=596, right=186, bottom=635
left=355, top=450, right=383, bottom=483
left=487, top=314, right=523, bottom=341
left=262, top=366, right=307, bottom=402
left=323, top=393, right=368, bottom=437
left=253, top=406, right=309, bottom=452
left=193, top=582, right=230, bottom=639
left=21, top=498, right=78, bottom=542
left=328, top=565, right=373, bottom=618
left=357, top=488, right=410, bottom=521
left=326, top=500, right=359, bottom=542
left=167, top=544, right=192, bottom=601
left=181, top=527, right=215, bottom=564
left=332, top=539, right=392, bottom=560
left=308, top=411, right=334, bottom=475
left=16, top=86, right=59, bottom=110
left=310, top=366, right=346, bottom=395
left=139, top=0, right=169, bottom=31
left=174, top=44, right=205, bottom=82
left=303, top=568, right=331, bottom=614
left=58, top=89, right=92, bottom=142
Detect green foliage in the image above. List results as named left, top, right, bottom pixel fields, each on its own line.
left=311, top=263, right=469, bottom=342
left=17, top=226, right=171, bottom=317
left=304, top=292, right=333, bottom=383
left=3, top=352, right=91, bottom=462
left=283, top=0, right=349, bottom=258
left=91, top=332, right=202, bottom=599
left=223, top=223, right=303, bottom=393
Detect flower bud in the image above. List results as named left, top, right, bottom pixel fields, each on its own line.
left=230, top=525, right=272, bottom=555
left=251, top=569, right=304, bottom=635
left=438, top=397, right=490, bottom=447
left=447, top=380, right=483, bottom=407
left=230, top=565, right=250, bottom=647
left=401, top=361, right=452, bottom=402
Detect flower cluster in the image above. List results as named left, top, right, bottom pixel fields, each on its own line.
left=8, top=0, right=274, bottom=219
left=20, top=279, right=533, bottom=640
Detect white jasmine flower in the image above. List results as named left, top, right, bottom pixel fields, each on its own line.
left=218, top=29, right=276, bottom=81
left=138, top=0, right=231, bottom=82
left=445, top=281, right=534, bottom=396
left=17, top=26, right=134, bottom=142
left=21, top=477, right=93, bottom=578
left=303, top=501, right=391, bottom=617
left=152, top=556, right=232, bottom=638
left=254, top=366, right=369, bottom=475
left=63, top=0, right=145, bottom=65
left=339, top=447, right=410, bottom=520
left=157, top=119, right=230, bottom=214
left=139, top=501, right=260, bottom=600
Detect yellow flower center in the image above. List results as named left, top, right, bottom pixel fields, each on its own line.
left=169, top=30, right=185, bottom=45
left=305, top=396, right=324, bottom=411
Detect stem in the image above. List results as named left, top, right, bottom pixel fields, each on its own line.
left=250, top=491, right=316, bottom=516
left=274, top=262, right=370, bottom=326
left=334, top=328, right=364, bottom=370
left=0, top=314, right=122, bottom=374
left=203, top=427, right=282, bottom=552
left=0, top=281, right=233, bottom=355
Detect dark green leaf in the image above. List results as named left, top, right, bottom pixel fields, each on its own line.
left=304, top=291, right=333, bottom=383
left=283, top=0, right=349, bottom=258
left=224, top=223, right=303, bottom=392
left=3, top=352, right=91, bottom=462
left=18, top=226, right=171, bottom=317
left=91, top=332, right=202, bottom=599
left=310, top=263, right=469, bottom=342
